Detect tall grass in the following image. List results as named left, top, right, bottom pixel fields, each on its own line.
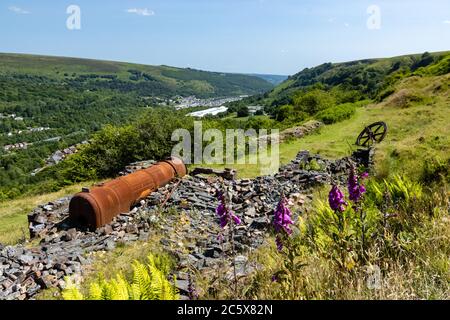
left=199, top=175, right=449, bottom=300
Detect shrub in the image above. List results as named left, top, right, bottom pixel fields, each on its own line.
left=376, top=87, right=396, bottom=102
left=293, top=89, right=335, bottom=115
left=274, top=105, right=294, bottom=122
left=415, top=54, right=450, bottom=76
left=237, top=106, right=250, bottom=117
left=244, top=116, right=277, bottom=131
left=62, top=254, right=178, bottom=300
left=366, top=174, right=423, bottom=207
left=315, top=103, right=356, bottom=124
left=411, top=52, right=435, bottom=71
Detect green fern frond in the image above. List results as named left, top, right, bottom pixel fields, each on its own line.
left=132, top=260, right=153, bottom=300
left=62, top=253, right=178, bottom=301
left=109, top=274, right=130, bottom=300
left=88, top=282, right=103, bottom=300
left=62, top=277, right=84, bottom=300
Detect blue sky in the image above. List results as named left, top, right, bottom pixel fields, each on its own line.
left=1, top=0, right=450, bottom=75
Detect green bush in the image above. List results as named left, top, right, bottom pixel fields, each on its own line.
left=58, top=108, right=195, bottom=181
left=416, top=54, right=450, bottom=76
left=274, top=105, right=294, bottom=122
left=244, top=116, right=277, bottom=131
left=293, top=89, right=335, bottom=115
left=237, top=106, right=250, bottom=117
left=315, top=102, right=356, bottom=124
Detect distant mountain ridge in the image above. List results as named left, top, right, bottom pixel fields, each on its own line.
left=0, top=53, right=273, bottom=98
left=250, top=73, right=288, bottom=85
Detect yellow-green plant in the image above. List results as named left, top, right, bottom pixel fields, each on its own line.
left=367, top=174, right=422, bottom=206
left=62, top=254, right=179, bottom=300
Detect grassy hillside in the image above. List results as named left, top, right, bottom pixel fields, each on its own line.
left=0, top=53, right=273, bottom=98
left=201, top=51, right=450, bottom=181
left=265, top=51, right=449, bottom=105
left=195, top=74, right=450, bottom=181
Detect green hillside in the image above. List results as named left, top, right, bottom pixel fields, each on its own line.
left=236, top=51, right=449, bottom=108
left=217, top=51, right=450, bottom=180
left=0, top=53, right=273, bottom=97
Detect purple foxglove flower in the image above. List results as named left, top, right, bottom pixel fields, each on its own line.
left=328, top=185, right=347, bottom=212
left=273, top=197, right=294, bottom=251
left=348, top=167, right=367, bottom=203
left=215, top=192, right=241, bottom=228
left=231, top=213, right=241, bottom=225
left=273, top=197, right=294, bottom=235
left=360, top=172, right=369, bottom=179
left=359, top=185, right=366, bottom=194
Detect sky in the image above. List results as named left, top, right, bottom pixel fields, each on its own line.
left=1, top=0, right=450, bottom=75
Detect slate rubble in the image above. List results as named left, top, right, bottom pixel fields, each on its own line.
left=0, top=149, right=372, bottom=300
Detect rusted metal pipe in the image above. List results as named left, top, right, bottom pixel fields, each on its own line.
left=69, top=157, right=187, bottom=230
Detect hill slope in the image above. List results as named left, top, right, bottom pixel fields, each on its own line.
left=241, top=51, right=449, bottom=108
left=0, top=53, right=273, bottom=98
left=201, top=51, right=450, bottom=180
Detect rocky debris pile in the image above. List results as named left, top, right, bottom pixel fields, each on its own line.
left=0, top=239, right=91, bottom=300
left=190, top=167, right=237, bottom=180
left=256, top=120, right=323, bottom=146
left=279, top=120, right=323, bottom=142
left=28, top=198, right=73, bottom=239
left=8, top=203, right=162, bottom=300
left=2, top=149, right=369, bottom=300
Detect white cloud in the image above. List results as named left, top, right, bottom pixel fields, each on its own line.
left=328, top=17, right=336, bottom=23
left=443, top=20, right=450, bottom=24
left=9, top=6, right=30, bottom=14
left=344, top=22, right=350, bottom=27
left=126, top=8, right=155, bottom=16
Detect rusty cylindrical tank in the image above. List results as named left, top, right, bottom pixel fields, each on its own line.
left=69, top=157, right=187, bottom=230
